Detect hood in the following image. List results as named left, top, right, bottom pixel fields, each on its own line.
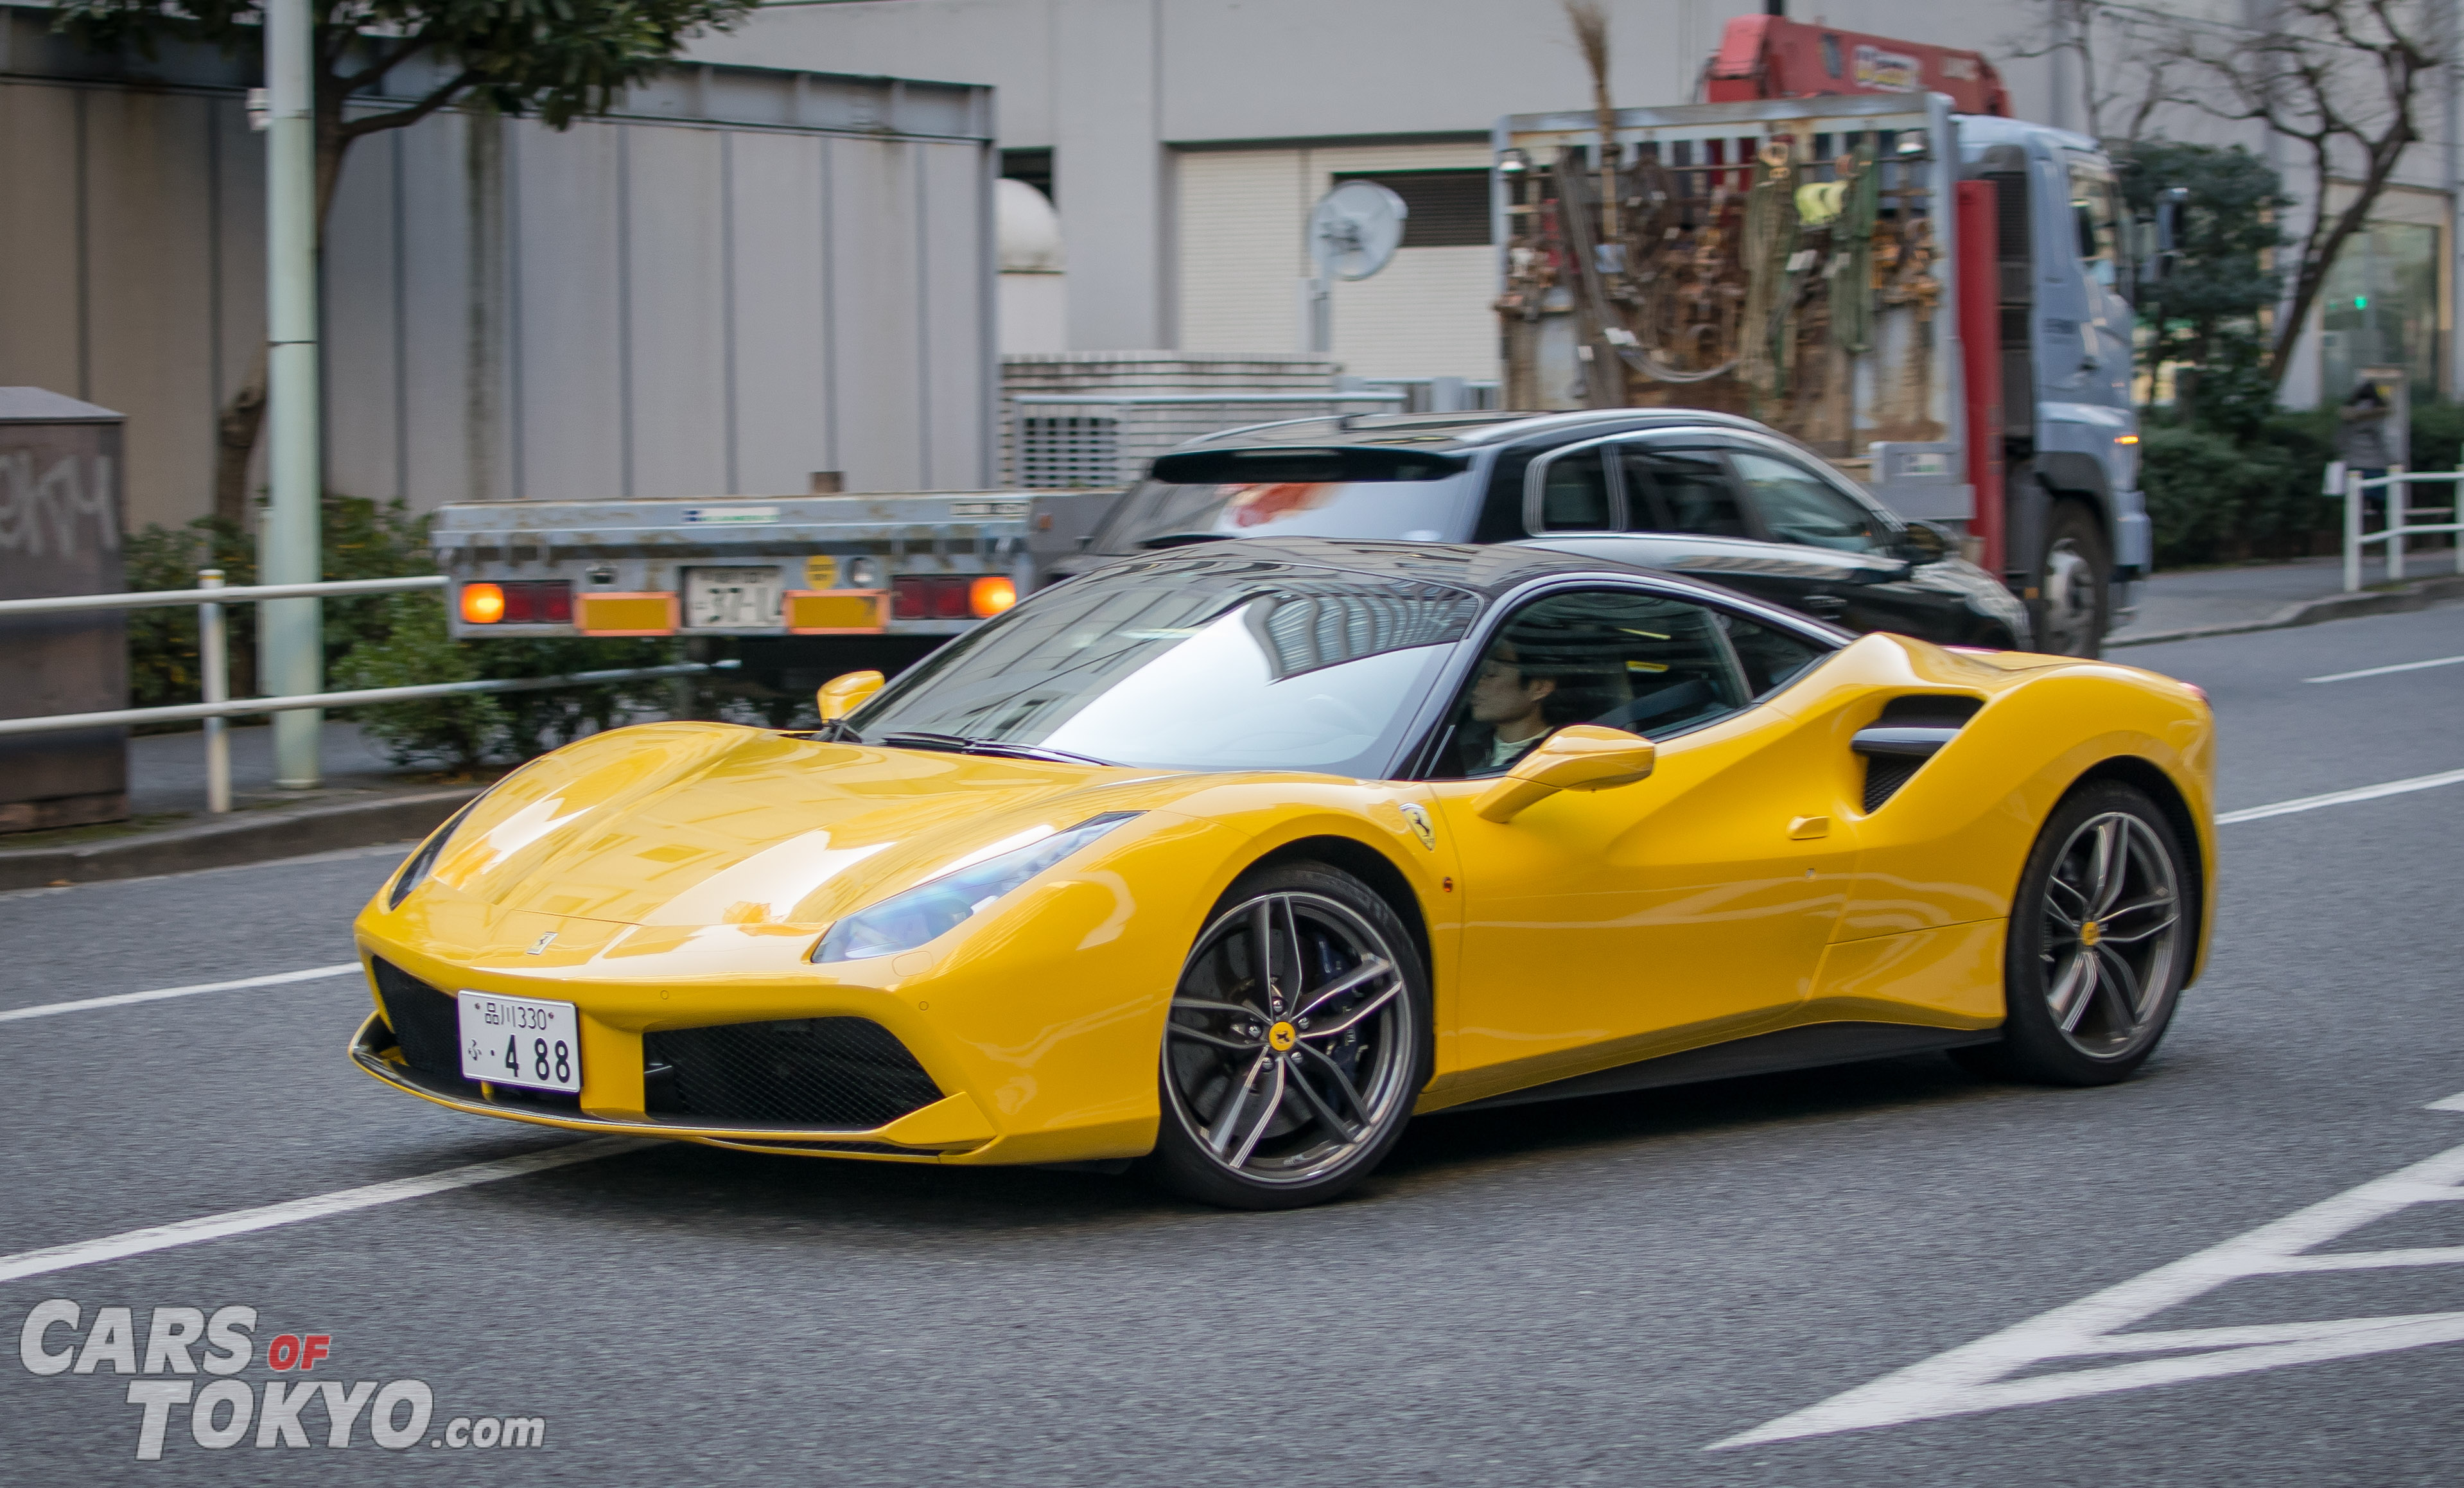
left=421, top=723, right=1185, bottom=929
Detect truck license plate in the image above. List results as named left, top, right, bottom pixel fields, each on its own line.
left=457, top=991, right=583, bottom=1094
left=683, top=566, right=783, bottom=629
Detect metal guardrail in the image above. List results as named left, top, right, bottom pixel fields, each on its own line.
left=1, top=571, right=731, bottom=813
left=2343, top=467, right=2464, bottom=591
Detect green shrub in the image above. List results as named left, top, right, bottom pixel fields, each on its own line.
left=2138, top=424, right=2316, bottom=565
left=128, top=494, right=683, bottom=765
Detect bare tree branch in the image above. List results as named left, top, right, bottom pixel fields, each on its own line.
left=2146, top=0, right=2432, bottom=384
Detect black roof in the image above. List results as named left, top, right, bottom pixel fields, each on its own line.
left=1072, top=535, right=1754, bottom=606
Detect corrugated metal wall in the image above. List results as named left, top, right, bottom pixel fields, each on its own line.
left=0, top=20, right=995, bottom=530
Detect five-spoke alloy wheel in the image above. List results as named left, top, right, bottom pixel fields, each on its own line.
left=1963, top=780, right=2195, bottom=1085
left=1144, top=863, right=1429, bottom=1209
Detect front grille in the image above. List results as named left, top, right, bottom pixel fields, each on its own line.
left=643, top=1018, right=943, bottom=1128
left=372, top=959, right=469, bottom=1088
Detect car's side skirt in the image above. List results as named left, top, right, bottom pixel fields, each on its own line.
left=1433, top=1020, right=2002, bottom=1115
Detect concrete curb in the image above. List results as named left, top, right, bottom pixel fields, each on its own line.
left=0, top=785, right=482, bottom=891
left=2109, top=574, right=2464, bottom=649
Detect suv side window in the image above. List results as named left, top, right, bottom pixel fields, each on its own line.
left=1621, top=446, right=1748, bottom=537
left=1425, top=587, right=1753, bottom=780
left=1729, top=450, right=1894, bottom=554
left=1533, top=447, right=1615, bottom=531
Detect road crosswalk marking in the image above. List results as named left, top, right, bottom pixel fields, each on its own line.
left=1712, top=1094, right=2464, bottom=1448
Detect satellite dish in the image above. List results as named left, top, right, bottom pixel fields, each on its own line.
left=1309, top=182, right=1408, bottom=281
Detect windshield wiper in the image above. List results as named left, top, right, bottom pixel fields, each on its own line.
left=878, top=731, right=1115, bottom=767
left=1136, top=532, right=1241, bottom=550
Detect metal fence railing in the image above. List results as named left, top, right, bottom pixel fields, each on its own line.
left=2344, top=466, right=2464, bottom=591
left=0, top=572, right=733, bottom=813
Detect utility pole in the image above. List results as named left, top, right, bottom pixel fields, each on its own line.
left=260, top=0, right=322, bottom=787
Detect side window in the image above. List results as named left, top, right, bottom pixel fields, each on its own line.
left=1718, top=609, right=1835, bottom=696
left=1729, top=451, right=1892, bottom=554
left=1428, top=588, right=1752, bottom=780
left=2067, top=160, right=2120, bottom=289
left=1533, top=448, right=1614, bottom=532
left=1621, top=446, right=1747, bottom=537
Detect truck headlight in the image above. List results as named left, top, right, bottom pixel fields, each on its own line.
left=811, top=812, right=1140, bottom=963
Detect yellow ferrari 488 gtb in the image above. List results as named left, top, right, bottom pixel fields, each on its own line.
left=353, top=539, right=2213, bottom=1209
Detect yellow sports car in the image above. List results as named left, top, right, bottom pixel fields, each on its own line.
left=352, top=539, right=2213, bottom=1209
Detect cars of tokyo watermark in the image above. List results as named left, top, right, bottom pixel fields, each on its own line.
left=16, top=1300, right=548, bottom=1460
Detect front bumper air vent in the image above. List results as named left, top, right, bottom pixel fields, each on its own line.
left=643, top=1018, right=943, bottom=1129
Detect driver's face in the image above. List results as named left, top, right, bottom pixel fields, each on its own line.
left=1468, top=646, right=1553, bottom=726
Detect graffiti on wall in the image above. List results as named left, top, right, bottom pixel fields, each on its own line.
left=0, top=452, right=119, bottom=559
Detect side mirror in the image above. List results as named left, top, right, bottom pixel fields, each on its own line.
left=1898, top=520, right=1952, bottom=564
left=1472, top=724, right=1657, bottom=823
left=817, top=670, right=884, bottom=722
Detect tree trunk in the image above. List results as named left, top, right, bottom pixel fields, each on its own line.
left=212, top=347, right=268, bottom=527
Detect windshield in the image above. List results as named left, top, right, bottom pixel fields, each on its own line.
left=856, top=561, right=1480, bottom=776
left=1094, top=473, right=1479, bottom=554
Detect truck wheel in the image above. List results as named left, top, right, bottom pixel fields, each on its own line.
left=2036, top=500, right=2110, bottom=658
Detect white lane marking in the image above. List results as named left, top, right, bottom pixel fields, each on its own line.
left=2214, top=767, right=2464, bottom=825
left=0, top=963, right=360, bottom=1024
left=1711, top=1132, right=2464, bottom=1449
left=0, top=1139, right=649, bottom=1286
left=2430, top=1091, right=2464, bottom=1112
left=2305, top=653, right=2464, bottom=683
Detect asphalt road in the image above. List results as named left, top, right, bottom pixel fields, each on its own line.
left=6, top=606, right=2464, bottom=1485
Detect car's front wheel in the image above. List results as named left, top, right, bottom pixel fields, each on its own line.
left=1142, top=862, right=1430, bottom=1210
left=1962, top=780, right=2192, bottom=1085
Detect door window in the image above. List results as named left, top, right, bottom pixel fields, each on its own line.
left=1533, top=448, right=1615, bottom=531
left=1720, top=609, right=1833, bottom=695
left=1729, top=451, right=1893, bottom=554
left=1621, top=447, right=1747, bottom=536
left=1429, top=588, right=1752, bottom=778
left=2067, top=156, right=2122, bottom=291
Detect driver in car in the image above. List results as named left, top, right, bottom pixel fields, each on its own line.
left=1460, top=640, right=1561, bottom=777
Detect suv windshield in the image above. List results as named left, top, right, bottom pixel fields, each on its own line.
left=855, top=560, right=1480, bottom=776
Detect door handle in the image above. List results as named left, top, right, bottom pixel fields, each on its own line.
left=1801, top=594, right=1848, bottom=619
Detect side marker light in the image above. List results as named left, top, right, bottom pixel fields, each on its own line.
left=969, top=575, right=1019, bottom=618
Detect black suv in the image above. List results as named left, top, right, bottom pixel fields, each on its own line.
left=1082, top=408, right=2029, bottom=651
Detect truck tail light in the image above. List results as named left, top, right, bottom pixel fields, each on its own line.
left=893, top=575, right=981, bottom=620
left=460, top=580, right=572, bottom=625
left=968, top=575, right=1018, bottom=617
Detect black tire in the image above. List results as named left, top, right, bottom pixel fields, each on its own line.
left=1140, top=861, right=1432, bottom=1210
left=2035, top=499, right=2111, bottom=658
left=1957, top=780, right=2192, bottom=1086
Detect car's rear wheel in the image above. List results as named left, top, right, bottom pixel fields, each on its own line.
left=1961, top=781, right=2190, bottom=1085
left=1142, top=863, right=1429, bottom=1210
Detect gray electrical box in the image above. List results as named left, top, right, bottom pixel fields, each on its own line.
left=0, top=389, right=128, bottom=833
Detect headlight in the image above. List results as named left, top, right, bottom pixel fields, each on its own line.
left=386, top=796, right=484, bottom=909
left=811, top=812, right=1140, bottom=963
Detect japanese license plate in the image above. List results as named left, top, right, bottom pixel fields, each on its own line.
left=457, top=991, right=583, bottom=1094
left=683, top=566, right=783, bottom=629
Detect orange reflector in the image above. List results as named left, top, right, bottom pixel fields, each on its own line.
left=574, top=592, right=678, bottom=636
left=968, top=575, right=1018, bottom=618
left=784, top=590, right=889, bottom=634
left=459, top=582, right=505, bottom=624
